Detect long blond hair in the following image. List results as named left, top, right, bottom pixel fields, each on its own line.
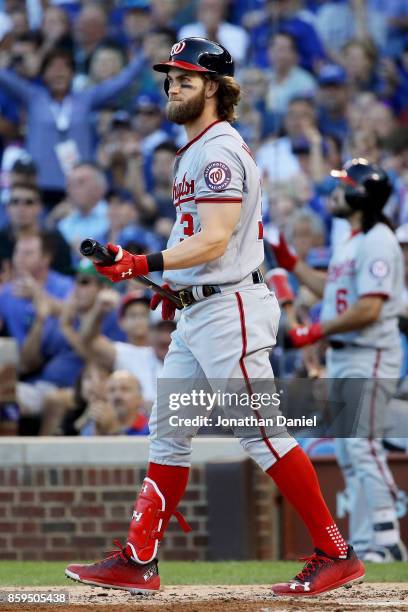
left=206, top=75, right=241, bottom=123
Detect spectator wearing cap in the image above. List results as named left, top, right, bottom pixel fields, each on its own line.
left=79, top=290, right=175, bottom=405
left=0, top=233, right=74, bottom=347
left=0, top=183, right=72, bottom=276
left=56, top=162, right=109, bottom=255
left=79, top=370, right=149, bottom=436
left=316, top=64, right=349, bottom=141
left=266, top=32, right=316, bottom=115
left=0, top=45, right=144, bottom=205
left=178, top=0, right=249, bottom=66
left=15, top=259, right=124, bottom=420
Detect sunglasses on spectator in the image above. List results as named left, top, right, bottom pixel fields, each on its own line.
left=76, top=276, right=95, bottom=286
left=9, top=197, right=38, bottom=206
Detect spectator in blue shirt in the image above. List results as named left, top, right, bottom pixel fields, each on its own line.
left=266, top=32, right=317, bottom=115
left=0, top=232, right=74, bottom=345
left=316, top=64, right=349, bottom=141
left=16, top=259, right=124, bottom=417
left=57, top=162, right=109, bottom=256
left=249, top=0, right=326, bottom=73
left=0, top=46, right=144, bottom=206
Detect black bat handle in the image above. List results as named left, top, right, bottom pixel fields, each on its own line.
left=79, top=239, right=115, bottom=266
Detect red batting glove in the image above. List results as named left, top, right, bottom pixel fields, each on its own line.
left=288, top=322, right=324, bottom=348
left=94, top=243, right=149, bottom=283
left=150, top=284, right=177, bottom=321
left=269, top=232, right=298, bottom=272
left=265, top=268, right=295, bottom=305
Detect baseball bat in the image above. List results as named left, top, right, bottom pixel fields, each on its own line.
left=79, top=239, right=183, bottom=309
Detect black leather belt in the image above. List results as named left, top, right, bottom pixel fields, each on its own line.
left=329, top=340, right=365, bottom=350
left=176, top=269, right=264, bottom=308
left=329, top=340, right=347, bottom=350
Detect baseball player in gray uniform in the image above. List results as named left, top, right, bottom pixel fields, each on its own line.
left=271, top=158, right=407, bottom=562
left=65, top=38, right=364, bottom=596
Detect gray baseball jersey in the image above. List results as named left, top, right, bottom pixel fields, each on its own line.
left=320, top=223, right=404, bottom=348
left=163, top=120, right=264, bottom=288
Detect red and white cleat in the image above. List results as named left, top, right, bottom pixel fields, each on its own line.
left=272, top=545, right=365, bottom=597
left=65, top=540, right=160, bottom=594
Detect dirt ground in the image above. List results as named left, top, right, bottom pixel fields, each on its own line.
left=0, top=583, right=407, bottom=611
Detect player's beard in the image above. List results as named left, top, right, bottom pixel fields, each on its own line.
left=332, top=205, right=353, bottom=219
left=330, top=187, right=353, bottom=218
left=166, top=86, right=206, bottom=124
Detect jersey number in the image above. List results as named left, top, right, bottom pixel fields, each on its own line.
left=180, top=213, right=194, bottom=241
left=336, top=288, right=348, bottom=314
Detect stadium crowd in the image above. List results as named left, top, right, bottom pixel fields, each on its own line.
left=0, top=0, right=407, bottom=444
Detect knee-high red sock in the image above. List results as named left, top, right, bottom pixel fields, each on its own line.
left=267, top=445, right=348, bottom=558
left=146, top=462, right=190, bottom=514
left=126, top=462, right=190, bottom=562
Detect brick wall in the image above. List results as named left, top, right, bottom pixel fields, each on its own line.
left=253, top=469, right=279, bottom=560
left=0, top=465, right=212, bottom=562
left=0, top=439, right=286, bottom=562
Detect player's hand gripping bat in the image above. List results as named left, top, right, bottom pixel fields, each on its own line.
left=79, top=239, right=183, bottom=309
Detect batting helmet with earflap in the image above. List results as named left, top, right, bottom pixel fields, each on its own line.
left=153, top=37, right=234, bottom=96
left=330, top=158, right=392, bottom=212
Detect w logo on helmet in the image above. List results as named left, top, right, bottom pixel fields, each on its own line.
left=171, top=41, right=186, bottom=56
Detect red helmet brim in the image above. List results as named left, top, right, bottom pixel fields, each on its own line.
left=153, top=60, right=211, bottom=73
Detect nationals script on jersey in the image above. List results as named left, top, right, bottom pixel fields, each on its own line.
left=163, top=120, right=264, bottom=287
left=320, top=223, right=404, bottom=349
